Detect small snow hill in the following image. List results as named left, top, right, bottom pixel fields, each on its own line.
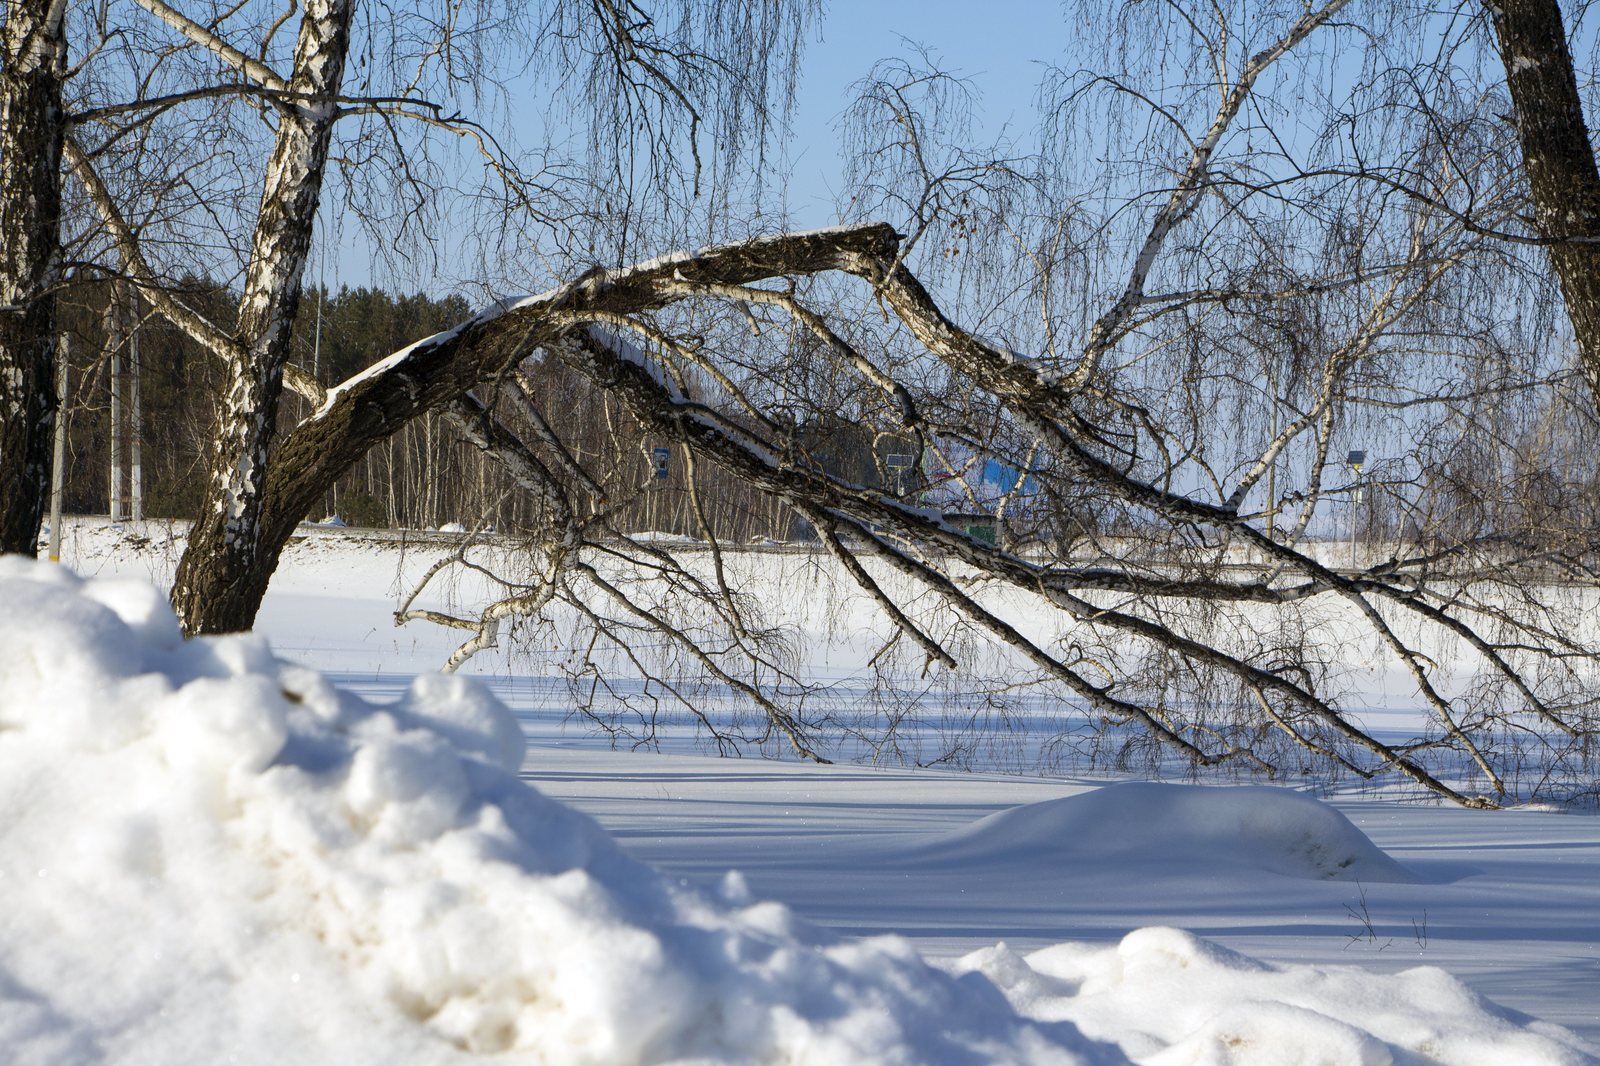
left=903, top=782, right=1424, bottom=883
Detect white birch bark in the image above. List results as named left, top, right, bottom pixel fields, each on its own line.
left=107, top=294, right=125, bottom=521
left=0, top=0, right=67, bottom=553
left=47, top=333, right=67, bottom=561
left=169, top=0, right=355, bottom=633
left=130, top=320, right=143, bottom=521
left=1066, top=0, right=1354, bottom=391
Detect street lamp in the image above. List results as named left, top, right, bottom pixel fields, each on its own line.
left=885, top=452, right=913, bottom=498
left=1347, top=450, right=1365, bottom=571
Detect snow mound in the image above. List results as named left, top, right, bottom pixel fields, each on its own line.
left=910, top=782, right=1422, bottom=882
left=0, top=558, right=1099, bottom=1065
left=0, top=558, right=1589, bottom=1065
left=628, top=530, right=699, bottom=545
left=956, top=928, right=1595, bottom=1066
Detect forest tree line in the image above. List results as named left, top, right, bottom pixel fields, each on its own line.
left=61, top=273, right=1600, bottom=557
left=57, top=278, right=902, bottom=544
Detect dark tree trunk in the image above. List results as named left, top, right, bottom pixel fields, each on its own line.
left=1486, top=0, right=1600, bottom=400
left=170, top=0, right=353, bottom=633
left=0, top=1, right=66, bottom=555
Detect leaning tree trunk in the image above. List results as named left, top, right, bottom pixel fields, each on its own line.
left=0, top=0, right=66, bottom=555
left=169, top=0, right=353, bottom=634
left=1486, top=0, right=1600, bottom=402
left=181, top=226, right=904, bottom=634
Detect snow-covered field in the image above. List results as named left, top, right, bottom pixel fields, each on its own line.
left=3, top=517, right=1596, bottom=1063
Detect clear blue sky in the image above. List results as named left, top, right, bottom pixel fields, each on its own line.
left=316, top=2, right=1064, bottom=290
left=784, top=1, right=1061, bottom=226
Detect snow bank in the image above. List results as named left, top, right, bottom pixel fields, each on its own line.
left=0, top=558, right=1096, bottom=1065
left=957, top=928, right=1594, bottom=1066
left=0, top=557, right=1591, bottom=1065
left=627, top=530, right=700, bottom=545
left=907, top=781, right=1422, bottom=882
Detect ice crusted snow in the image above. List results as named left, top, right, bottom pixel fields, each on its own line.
left=0, top=555, right=1594, bottom=1064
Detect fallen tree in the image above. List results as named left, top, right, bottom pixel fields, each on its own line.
left=253, top=216, right=1587, bottom=809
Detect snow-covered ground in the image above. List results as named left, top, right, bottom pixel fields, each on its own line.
left=5, top=517, right=1596, bottom=1063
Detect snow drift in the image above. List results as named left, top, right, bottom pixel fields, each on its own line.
left=0, top=558, right=1095, bottom=1064
left=958, top=928, right=1593, bottom=1066
left=907, top=781, right=1423, bottom=882
left=0, top=557, right=1592, bottom=1065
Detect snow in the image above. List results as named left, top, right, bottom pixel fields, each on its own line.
left=520, top=745, right=1600, bottom=1056
left=0, top=557, right=1085, bottom=1063
left=897, top=782, right=1423, bottom=883
left=306, top=295, right=520, bottom=421
left=303, top=224, right=894, bottom=428
left=964, top=930, right=1586, bottom=1065
left=6, top=520, right=1598, bottom=1063
left=627, top=530, right=700, bottom=545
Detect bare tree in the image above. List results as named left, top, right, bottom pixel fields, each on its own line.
left=55, top=0, right=816, bottom=631
left=162, top=0, right=355, bottom=633
left=378, top=0, right=1599, bottom=807
left=0, top=0, right=68, bottom=553
left=21, top=0, right=1600, bottom=808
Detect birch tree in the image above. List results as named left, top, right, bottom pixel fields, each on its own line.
left=0, top=0, right=67, bottom=554
left=160, top=0, right=355, bottom=633
left=25, top=0, right=1600, bottom=806
left=59, top=0, right=815, bottom=631
left=1485, top=0, right=1600, bottom=402
left=379, top=0, right=1598, bottom=807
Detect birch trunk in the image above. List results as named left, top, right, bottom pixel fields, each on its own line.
left=107, top=293, right=125, bottom=521
left=130, top=320, right=142, bottom=521
left=1485, top=0, right=1600, bottom=401
left=173, top=226, right=895, bottom=633
left=169, top=0, right=354, bottom=633
left=47, top=332, right=66, bottom=561
left=0, top=0, right=66, bottom=554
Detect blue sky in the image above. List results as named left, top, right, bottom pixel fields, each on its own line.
left=784, top=1, right=1060, bottom=225
left=315, top=2, right=1065, bottom=289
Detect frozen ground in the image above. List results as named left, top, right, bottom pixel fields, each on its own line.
left=13, top=517, right=1598, bottom=1062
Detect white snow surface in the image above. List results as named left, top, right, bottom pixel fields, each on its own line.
left=0, top=558, right=1093, bottom=1064
left=900, top=782, right=1424, bottom=883
left=5, top=524, right=1598, bottom=1064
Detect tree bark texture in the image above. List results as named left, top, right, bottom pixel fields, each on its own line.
left=0, top=0, right=65, bottom=555
left=1486, top=0, right=1600, bottom=400
left=171, top=0, right=354, bottom=632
